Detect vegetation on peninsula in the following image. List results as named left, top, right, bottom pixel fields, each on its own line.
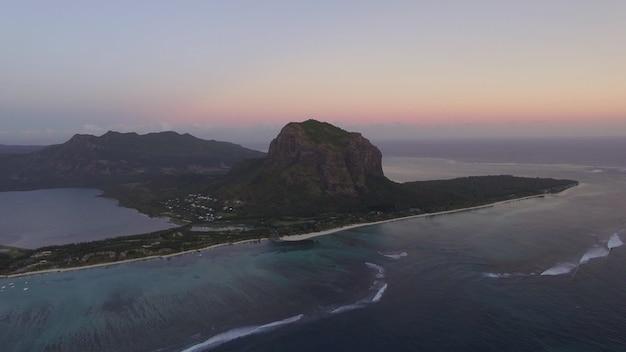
left=0, top=120, right=578, bottom=276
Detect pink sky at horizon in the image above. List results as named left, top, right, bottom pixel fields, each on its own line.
left=1, top=1, right=625, bottom=145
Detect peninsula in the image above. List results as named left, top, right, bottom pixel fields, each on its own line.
left=0, top=120, right=578, bottom=275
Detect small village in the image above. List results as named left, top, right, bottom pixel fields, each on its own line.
left=161, top=193, right=244, bottom=223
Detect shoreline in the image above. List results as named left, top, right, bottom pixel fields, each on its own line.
left=1, top=238, right=271, bottom=279
left=0, top=192, right=566, bottom=279
left=279, top=194, right=546, bottom=241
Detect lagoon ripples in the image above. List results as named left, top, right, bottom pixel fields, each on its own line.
left=2, top=158, right=626, bottom=351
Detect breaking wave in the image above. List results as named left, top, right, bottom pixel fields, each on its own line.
left=490, top=230, right=625, bottom=278
left=371, top=283, right=388, bottom=302
left=331, top=262, right=388, bottom=314
left=579, top=246, right=610, bottom=264
left=378, top=251, right=408, bottom=260
left=330, top=281, right=389, bottom=314
left=181, top=314, right=304, bottom=352
left=183, top=261, right=392, bottom=350
left=330, top=302, right=364, bottom=314
left=540, top=242, right=611, bottom=276
left=365, top=262, right=385, bottom=279
left=483, top=272, right=534, bottom=279
left=540, top=262, right=578, bottom=276
left=608, top=232, right=624, bottom=249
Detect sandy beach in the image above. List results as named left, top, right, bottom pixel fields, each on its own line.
left=1, top=192, right=562, bottom=279
left=280, top=194, right=547, bottom=241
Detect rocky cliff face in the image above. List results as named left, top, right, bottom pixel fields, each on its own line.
left=222, top=120, right=396, bottom=213
left=266, top=120, right=384, bottom=196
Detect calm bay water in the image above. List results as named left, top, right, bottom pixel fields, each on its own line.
left=0, top=188, right=174, bottom=249
left=1, top=141, right=626, bottom=351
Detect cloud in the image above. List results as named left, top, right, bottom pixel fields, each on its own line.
left=190, top=122, right=215, bottom=130
left=158, top=122, right=172, bottom=131
left=82, top=124, right=104, bottom=135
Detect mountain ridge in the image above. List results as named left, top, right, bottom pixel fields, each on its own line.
left=0, top=122, right=578, bottom=219
left=0, top=131, right=265, bottom=190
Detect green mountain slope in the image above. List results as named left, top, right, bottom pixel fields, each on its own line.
left=0, top=131, right=265, bottom=190
left=212, top=120, right=577, bottom=217
left=212, top=120, right=400, bottom=214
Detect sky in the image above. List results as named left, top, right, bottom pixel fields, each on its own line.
left=2, top=0, right=626, bottom=146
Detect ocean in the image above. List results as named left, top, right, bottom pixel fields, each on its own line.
left=1, top=138, right=625, bottom=351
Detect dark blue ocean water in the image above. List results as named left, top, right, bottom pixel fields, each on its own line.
left=1, top=140, right=625, bottom=352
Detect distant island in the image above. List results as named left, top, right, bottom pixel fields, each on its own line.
left=0, top=120, right=578, bottom=276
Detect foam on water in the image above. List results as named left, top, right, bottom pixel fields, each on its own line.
left=579, top=246, right=610, bottom=264
left=181, top=314, right=304, bottom=352
left=365, top=262, right=385, bottom=279
left=483, top=272, right=534, bottom=279
left=535, top=233, right=618, bottom=277
left=608, top=232, right=624, bottom=249
left=330, top=282, right=389, bottom=314
left=331, top=263, right=388, bottom=314
left=378, top=251, right=408, bottom=260
left=371, top=283, right=388, bottom=302
left=540, top=262, right=578, bottom=276
left=5, top=152, right=626, bottom=352
left=330, top=302, right=363, bottom=314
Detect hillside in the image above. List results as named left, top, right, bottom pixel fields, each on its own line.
left=0, top=121, right=579, bottom=274
left=212, top=120, right=578, bottom=217
left=212, top=120, right=403, bottom=214
left=0, top=131, right=265, bottom=190
left=0, top=122, right=578, bottom=219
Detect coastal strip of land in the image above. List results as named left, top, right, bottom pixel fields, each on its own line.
left=280, top=194, right=545, bottom=241
left=1, top=238, right=271, bottom=279
left=1, top=193, right=554, bottom=279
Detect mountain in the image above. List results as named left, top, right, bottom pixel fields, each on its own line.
left=0, top=131, right=265, bottom=190
left=214, top=120, right=578, bottom=217
left=215, top=120, right=402, bottom=214
left=0, top=123, right=578, bottom=218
